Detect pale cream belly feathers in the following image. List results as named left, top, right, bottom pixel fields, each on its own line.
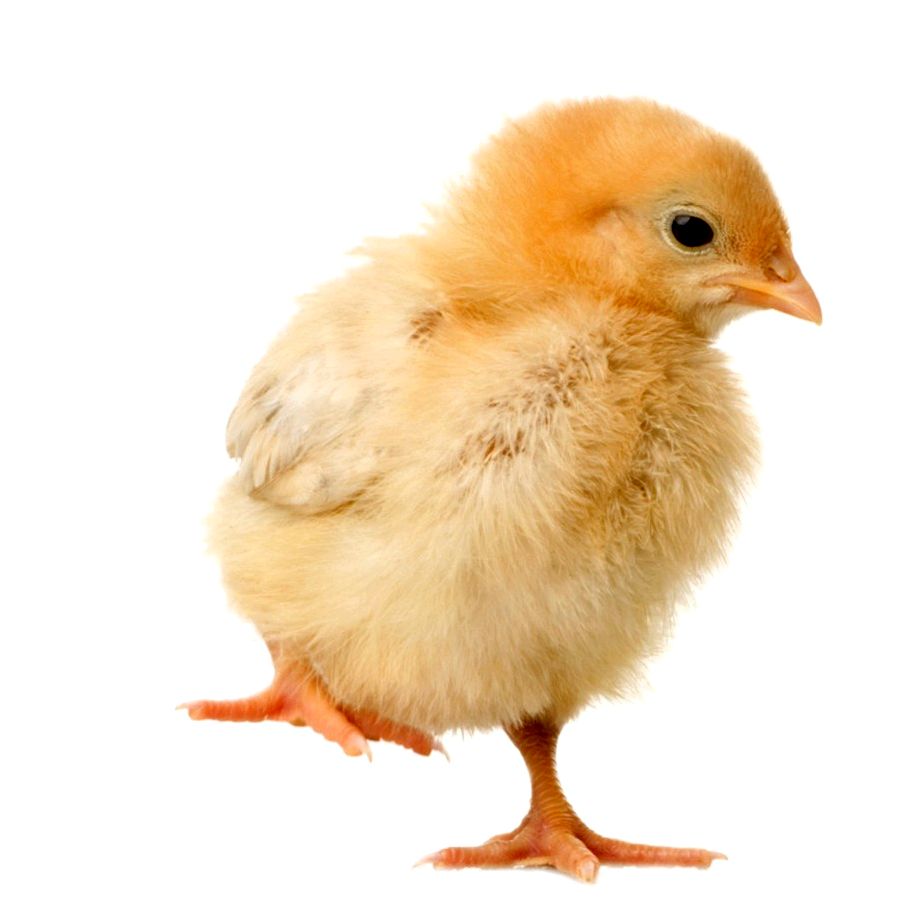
left=209, top=252, right=758, bottom=733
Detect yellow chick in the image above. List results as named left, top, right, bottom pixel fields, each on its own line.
left=184, top=98, right=821, bottom=882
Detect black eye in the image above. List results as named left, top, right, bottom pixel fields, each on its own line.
left=670, top=214, right=714, bottom=248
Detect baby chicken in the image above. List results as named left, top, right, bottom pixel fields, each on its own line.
left=184, top=99, right=821, bottom=882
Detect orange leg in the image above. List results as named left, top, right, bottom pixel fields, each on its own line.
left=181, top=646, right=444, bottom=759
left=420, top=720, right=724, bottom=882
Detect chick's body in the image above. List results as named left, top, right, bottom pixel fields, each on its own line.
left=211, top=253, right=756, bottom=733
left=192, top=99, right=819, bottom=880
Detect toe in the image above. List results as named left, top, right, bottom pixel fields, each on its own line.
left=347, top=709, right=445, bottom=758
left=298, top=699, right=373, bottom=758
left=419, top=839, right=531, bottom=870
left=546, top=833, right=599, bottom=882
left=178, top=691, right=278, bottom=722
left=580, top=827, right=725, bottom=868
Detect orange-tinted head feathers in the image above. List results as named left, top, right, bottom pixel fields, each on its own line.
left=424, top=98, right=819, bottom=335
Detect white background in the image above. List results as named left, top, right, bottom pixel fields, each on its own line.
left=2, top=2, right=905, bottom=920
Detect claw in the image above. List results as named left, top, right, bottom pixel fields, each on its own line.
left=343, top=732, right=373, bottom=761
left=413, top=852, right=442, bottom=869
left=576, top=858, right=598, bottom=883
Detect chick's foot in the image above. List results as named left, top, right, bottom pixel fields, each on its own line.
left=181, top=649, right=443, bottom=759
left=420, top=720, right=724, bottom=882
left=423, top=817, right=724, bottom=882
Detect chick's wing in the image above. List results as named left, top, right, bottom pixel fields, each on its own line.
left=227, top=345, right=380, bottom=511
left=225, top=255, right=442, bottom=513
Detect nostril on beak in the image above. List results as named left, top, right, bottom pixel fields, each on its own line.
left=767, top=248, right=797, bottom=283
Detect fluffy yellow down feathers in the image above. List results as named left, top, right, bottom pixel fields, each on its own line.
left=206, top=99, right=817, bottom=734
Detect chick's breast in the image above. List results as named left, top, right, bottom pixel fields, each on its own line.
left=210, top=259, right=757, bottom=734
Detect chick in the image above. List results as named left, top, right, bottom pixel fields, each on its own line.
left=184, top=99, right=821, bottom=881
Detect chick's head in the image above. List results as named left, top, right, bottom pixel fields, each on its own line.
left=433, top=98, right=820, bottom=336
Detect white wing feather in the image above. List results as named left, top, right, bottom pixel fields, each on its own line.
left=226, top=347, right=382, bottom=511
left=225, top=255, right=442, bottom=512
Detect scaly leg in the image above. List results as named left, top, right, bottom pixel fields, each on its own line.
left=421, top=719, right=724, bottom=882
left=181, top=644, right=445, bottom=759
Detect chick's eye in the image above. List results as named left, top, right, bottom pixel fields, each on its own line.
left=670, top=214, right=714, bottom=249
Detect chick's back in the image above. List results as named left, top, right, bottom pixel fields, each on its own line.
left=209, top=241, right=757, bottom=733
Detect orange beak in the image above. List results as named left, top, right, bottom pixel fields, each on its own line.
left=711, top=247, right=822, bottom=325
